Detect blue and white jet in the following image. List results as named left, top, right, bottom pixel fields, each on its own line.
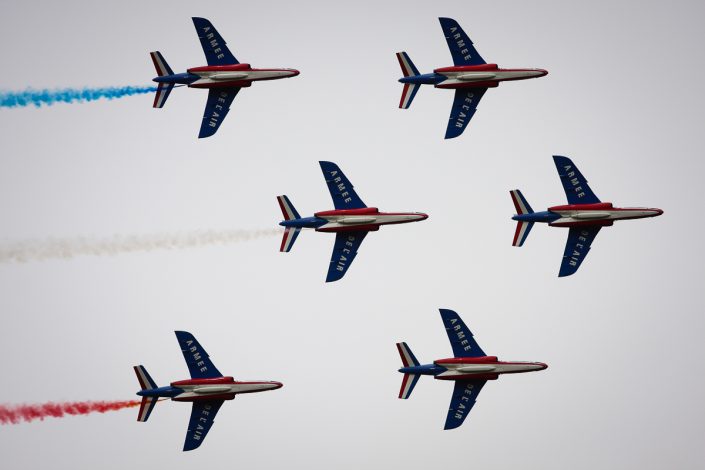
left=149, top=17, right=299, bottom=138
left=277, top=161, right=428, bottom=282
left=397, top=309, right=547, bottom=430
left=396, top=17, right=547, bottom=139
left=133, top=331, right=282, bottom=451
left=510, top=155, right=663, bottom=276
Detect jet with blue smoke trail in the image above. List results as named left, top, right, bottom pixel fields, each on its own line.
left=150, top=17, right=299, bottom=138
left=0, top=86, right=156, bottom=108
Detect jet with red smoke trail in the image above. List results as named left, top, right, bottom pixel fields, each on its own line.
left=150, top=17, right=299, bottom=138
left=134, top=331, right=282, bottom=451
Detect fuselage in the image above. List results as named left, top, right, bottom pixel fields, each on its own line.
left=513, top=202, right=663, bottom=228
left=137, top=376, right=282, bottom=402
left=153, top=63, right=299, bottom=89
left=399, top=356, right=547, bottom=381
left=399, top=63, right=547, bottom=89
left=280, top=207, right=428, bottom=232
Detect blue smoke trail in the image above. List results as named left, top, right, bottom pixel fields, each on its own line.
left=0, top=86, right=157, bottom=108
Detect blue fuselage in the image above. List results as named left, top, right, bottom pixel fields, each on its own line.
left=153, top=73, right=200, bottom=85
left=279, top=217, right=328, bottom=229
left=399, top=364, right=447, bottom=376
left=512, top=211, right=561, bottom=224
left=137, top=385, right=183, bottom=398
left=399, top=73, right=447, bottom=86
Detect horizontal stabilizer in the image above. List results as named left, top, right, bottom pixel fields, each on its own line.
left=399, top=83, right=420, bottom=109
left=153, top=83, right=174, bottom=108
left=137, top=396, right=158, bottom=422
left=512, top=221, right=534, bottom=247
left=280, top=227, right=301, bottom=252
left=398, top=373, right=421, bottom=399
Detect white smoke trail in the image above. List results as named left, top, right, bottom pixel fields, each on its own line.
left=0, top=229, right=281, bottom=263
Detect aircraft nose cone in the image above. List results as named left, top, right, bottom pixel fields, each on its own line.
left=538, top=69, right=548, bottom=77
left=655, top=208, right=664, bottom=216
left=418, top=213, right=429, bottom=221
left=291, top=70, right=300, bottom=77
left=538, top=362, right=548, bottom=370
left=272, top=381, right=283, bottom=389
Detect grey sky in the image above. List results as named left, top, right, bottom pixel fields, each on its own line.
left=0, top=0, right=703, bottom=468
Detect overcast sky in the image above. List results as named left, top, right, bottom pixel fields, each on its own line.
left=1, top=0, right=703, bottom=468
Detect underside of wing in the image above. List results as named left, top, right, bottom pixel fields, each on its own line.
left=183, top=400, right=225, bottom=451
left=559, top=226, right=602, bottom=277
left=199, top=88, right=240, bottom=138
left=174, top=331, right=223, bottom=379
left=445, top=88, right=487, bottom=139
left=326, top=231, right=368, bottom=282
left=438, top=17, right=486, bottom=66
left=553, top=155, right=601, bottom=204
left=444, top=380, right=487, bottom=430
left=192, top=17, right=238, bottom=66
left=319, top=161, right=366, bottom=210
left=438, top=309, right=486, bottom=358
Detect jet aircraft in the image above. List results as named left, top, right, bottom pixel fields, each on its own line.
left=277, top=161, right=428, bottom=282
left=133, top=331, right=282, bottom=451
left=511, top=155, right=663, bottom=276
left=149, top=17, right=299, bottom=138
left=396, top=17, right=547, bottom=139
left=397, top=309, right=547, bottom=430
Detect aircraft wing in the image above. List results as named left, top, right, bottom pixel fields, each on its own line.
left=192, top=17, right=238, bottom=66
left=175, top=331, right=223, bottom=379
left=553, top=155, right=601, bottom=204
left=438, top=17, right=486, bottom=66
left=199, top=88, right=240, bottom=138
left=559, top=226, right=602, bottom=277
left=445, top=88, right=487, bottom=139
left=319, top=161, right=366, bottom=210
left=444, top=380, right=487, bottom=430
left=183, top=400, right=225, bottom=451
left=439, top=309, right=487, bottom=358
left=326, top=231, right=368, bottom=282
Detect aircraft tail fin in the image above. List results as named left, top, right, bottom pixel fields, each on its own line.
left=150, top=51, right=174, bottom=77
left=133, top=365, right=159, bottom=422
left=396, top=342, right=421, bottom=399
left=277, top=195, right=301, bottom=221
left=510, top=189, right=534, bottom=215
left=510, top=190, right=535, bottom=247
left=396, top=52, right=421, bottom=109
left=396, top=52, right=420, bottom=77
left=277, top=196, right=302, bottom=252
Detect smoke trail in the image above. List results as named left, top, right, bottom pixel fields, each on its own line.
left=0, top=86, right=157, bottom=108
left=0, top=229, right=281, bottom=263
left=0, top=400, right=140, bottom=424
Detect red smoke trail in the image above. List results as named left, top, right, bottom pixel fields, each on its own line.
left=0, top=400, right=140, bottom=425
